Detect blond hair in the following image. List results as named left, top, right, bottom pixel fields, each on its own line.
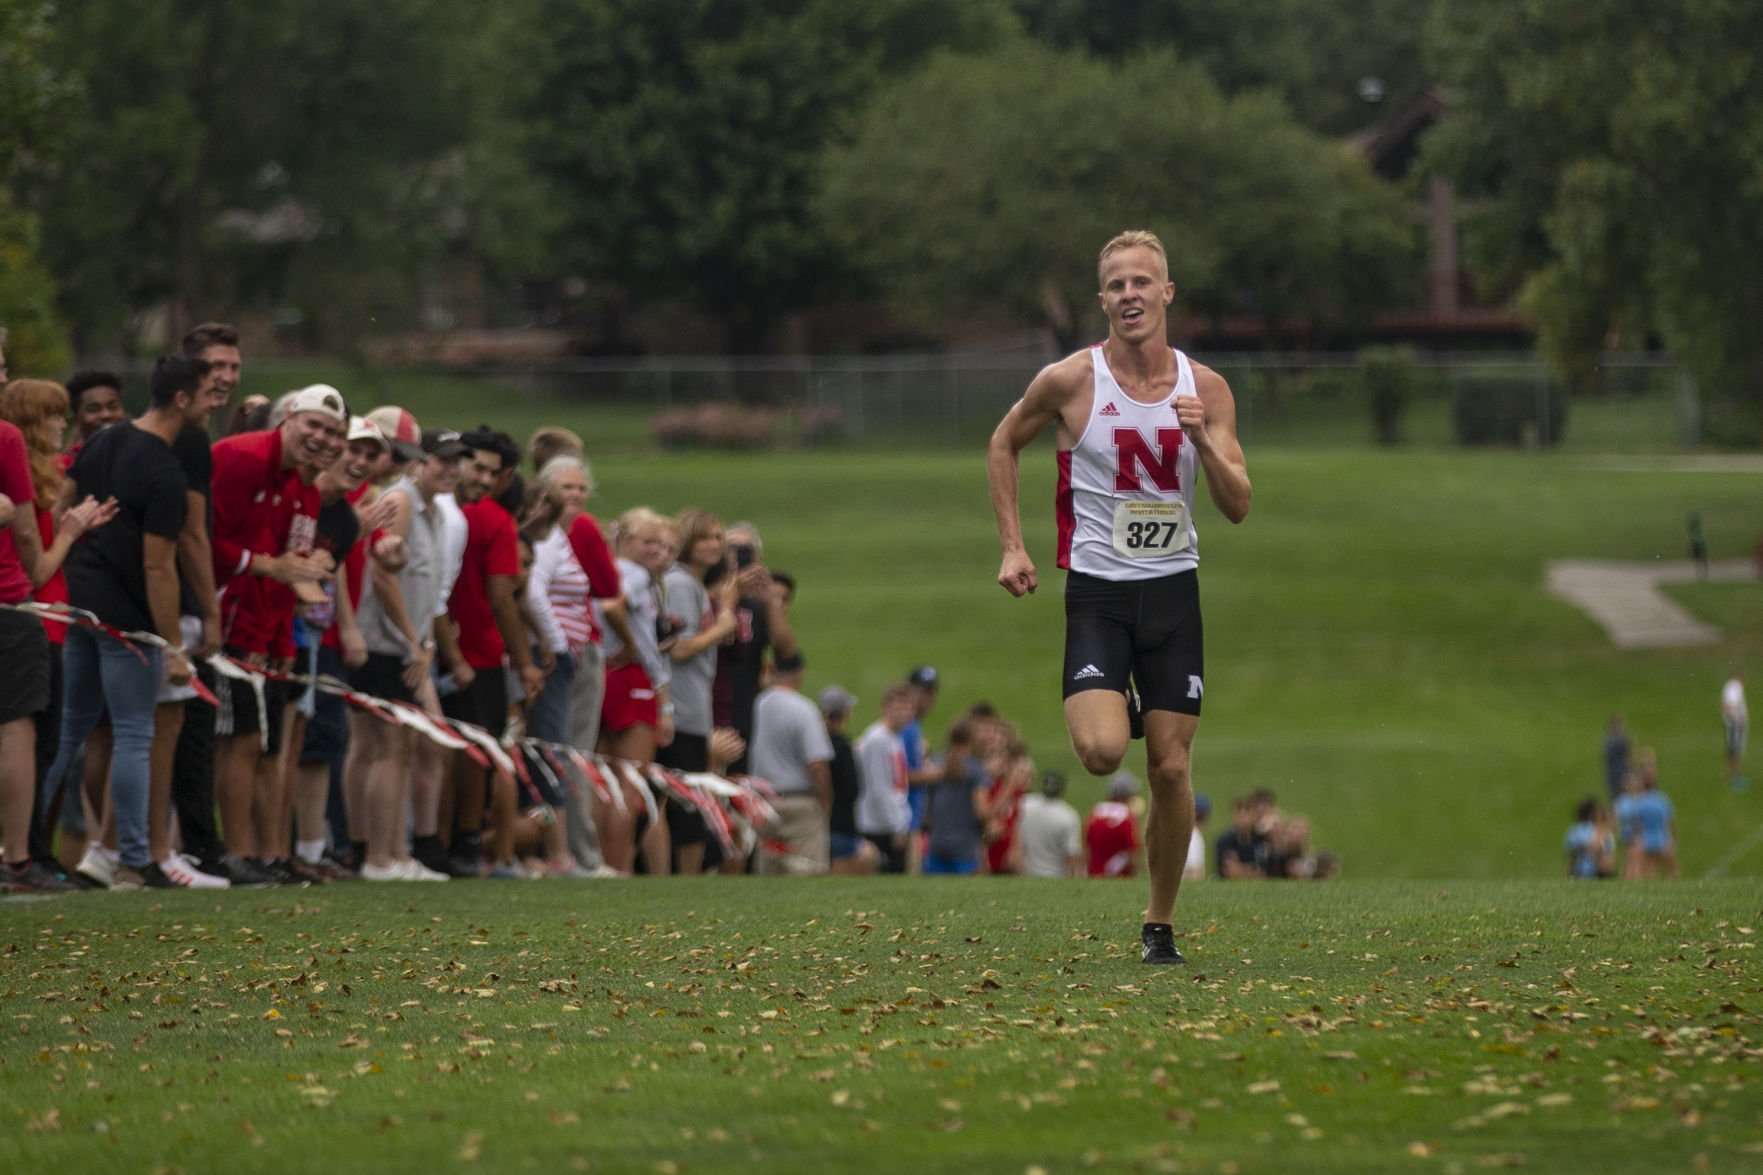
left=612, top=506, right=675, bottom=554
left=1098, top=229, right=1169, bottom=285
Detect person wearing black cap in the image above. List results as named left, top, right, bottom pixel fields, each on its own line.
left=901, top=664, right=940, bottom=863
left=748, top=650, right=833, bottom=874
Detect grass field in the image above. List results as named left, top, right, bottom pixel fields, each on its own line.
left=220, top=360, right=1763, bottom=880
left=3, top=880, right=1759, bottom=1173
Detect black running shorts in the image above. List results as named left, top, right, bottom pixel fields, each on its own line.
left=1062, top=569, right=1204, bottom=717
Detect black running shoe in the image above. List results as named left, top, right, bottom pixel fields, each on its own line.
left=259, top=858, right=312, bottom=888
left=1141, top=923, right=1187, bottom=965
left=214, top=852, right=275, bottom=888
left=139, top=862, right=179, bottom=889
left=1127, top=684, right=1145, bottom=741
left=3, top=859, right=79, bottom=893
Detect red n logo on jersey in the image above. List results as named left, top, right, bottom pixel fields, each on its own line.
left=1113, top=427, right=1184, bottom=492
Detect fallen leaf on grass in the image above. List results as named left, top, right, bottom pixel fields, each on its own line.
left=1406, top=1142, right=1435, bottom=1158
left=459, top=1131, right=484, bottom=1160
left=1246, top=1081, right=1280, bottom=1095
left=27, top=1108, right=61, bottom=1132
left=1478, top=1156, right=1526, bottom=1168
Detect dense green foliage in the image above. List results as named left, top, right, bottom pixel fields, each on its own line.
left=3, top=880, right=1759, bottom=1172
left=1427, top=0, right=1763, bottom=441
left=523, top=0, right=1009, bottom=349
left=821, top=42, right=1416, bottom=347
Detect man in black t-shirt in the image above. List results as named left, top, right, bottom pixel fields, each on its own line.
left=168, top=323, right=244, bottom=881
left=46, top=355, right=202, bottom=889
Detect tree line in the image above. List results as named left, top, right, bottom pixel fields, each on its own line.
left=1, top=0, right=1759, bottom=433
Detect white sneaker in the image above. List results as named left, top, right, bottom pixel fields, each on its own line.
left=398, top=857, right=449, bottom=882
left=158, top=855, right=231, bottom=889
left=360, top=860, right=405, bottom=882
left=76, top=846, right=118, bottom=889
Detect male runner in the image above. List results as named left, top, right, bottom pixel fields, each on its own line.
left=988, top=229, right=1251, bottom=965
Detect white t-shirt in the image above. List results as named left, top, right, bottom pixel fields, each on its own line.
left=1723, top=677, right=1747, bottom=724
left=749, top=686, right=833, bottom=795
left=1018, top=793, right=1081, bottom=878
left=1184, top=827, right=1207, bottom=880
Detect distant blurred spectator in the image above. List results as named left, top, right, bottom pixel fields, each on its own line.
left=819, top=684, right=878, bottom=875
left=1722, top=670, right=1747, bottom=791
left=854, top=683, right=914, bottom=873
left=900, top=665, right=940, bottom=851
left=922, top=718, right=990, bottom=875
left=1183, top=792, right=1211, bottom=881
left=1630, top=749, right=1678, bottom=879
left=750, top=651, right=832, bottom=875
left=1215, top=794, right=1271, bottom=879
left=1019, top=770, right=1082, bottom=878
left=1270, top=814, right=1315, bottom=879
left=1564, top=796, right=1615, bottom=879
left=1085, top=770, right=1143, bottom=878
left=1603, top=713, right=1631, bottom=802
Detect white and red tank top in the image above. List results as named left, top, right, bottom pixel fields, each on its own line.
left=1056, top=345, right=1200, bottom=580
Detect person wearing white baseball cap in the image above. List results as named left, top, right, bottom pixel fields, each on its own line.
left=206, top=381, right=346, bottom=885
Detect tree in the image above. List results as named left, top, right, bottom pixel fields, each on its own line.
left=1428, top=0, right=1763, bottom=441
left=0, top=0, right=71, bottom=371
left=1010, top=0, right=1434, bottom=136
left=523, top=0, right=1011, bottom=350
left=23, top=0, right=518, bottom=350
left=820, top=41, right=1416, bottom=348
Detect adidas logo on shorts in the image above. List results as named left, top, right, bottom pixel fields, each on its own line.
left=1098, top=403, right=1120, bottom=417
left=1073, top=664, right=1104, bottom=680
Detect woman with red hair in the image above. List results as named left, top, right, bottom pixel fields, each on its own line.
left=0, top=379, right=115, bottom=886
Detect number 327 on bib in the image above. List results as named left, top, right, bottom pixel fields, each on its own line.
left=1111, top=500, right=1191, bottom=559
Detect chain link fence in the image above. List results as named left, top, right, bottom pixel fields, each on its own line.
left=431, top=350, right=1702, bottom=453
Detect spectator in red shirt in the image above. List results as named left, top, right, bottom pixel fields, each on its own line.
left=439, top=427, right=541, bottom=877
left=207, top=384, right=344, bottom=883
left=1086, top=771, right=1144, bottom=878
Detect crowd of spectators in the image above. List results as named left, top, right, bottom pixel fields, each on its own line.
left=1571, top=714, right=1678, bottom=879
left=0, top=321, right=1342, bottom=892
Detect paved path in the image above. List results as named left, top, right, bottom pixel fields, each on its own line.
left=1545, top=558, right=1755, bottom=648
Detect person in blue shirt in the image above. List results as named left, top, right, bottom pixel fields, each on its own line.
left=1630, top=749, right=1678, bottom=879
left=1563, top=797, right=1614, bottom=879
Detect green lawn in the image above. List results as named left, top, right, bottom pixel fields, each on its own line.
left=3, top=880, right=1758, bottom=1174
left=224, top=364, right=1763, bottom=881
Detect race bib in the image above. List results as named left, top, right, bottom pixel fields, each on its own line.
left=1112, top=500, right=1191, bottom=559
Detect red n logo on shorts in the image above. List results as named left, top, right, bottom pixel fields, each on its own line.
left=1113, top=428, right=1184, bottom=492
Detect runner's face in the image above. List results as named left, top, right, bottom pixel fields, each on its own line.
left=76, top=385, right=125, bottom=438
left=1098, top=246, right=1173, bottom=344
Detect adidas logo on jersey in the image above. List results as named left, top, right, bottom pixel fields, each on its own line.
left=1098, top=403, right=1120, bottom=417
left=1073, top=664, right=1104, bottom=680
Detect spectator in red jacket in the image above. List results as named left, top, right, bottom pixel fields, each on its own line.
left=207, top=384, right=344, bottom=884
left=1086, top=771, right=1144, bottom=878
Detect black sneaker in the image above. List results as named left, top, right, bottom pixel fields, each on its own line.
left=213, top=852, right=275, bottom=888
left=139, top=862, right=179, bottom=889
left=258, top=858, right=312, bottom=888
left=35, top=859, right=92, bottom=889
left=1127, top=685, right=1145, bottom=741
left=1141, top=923, right=1187, bottom=966
left=3, top=859, right=79, bottom=893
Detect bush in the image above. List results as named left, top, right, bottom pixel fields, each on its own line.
left=652, top=402, right=778, bottom=450
left=1451, top=375, right=1569, bottom=447
left=1359, top=345, right=1417, bottom=445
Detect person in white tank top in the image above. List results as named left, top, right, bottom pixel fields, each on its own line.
left=987, top=230, right=1251, bottom=966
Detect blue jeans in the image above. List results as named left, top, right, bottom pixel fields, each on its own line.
left=525, top=649, right=578, bottom=745
left=46, top=627, right=163, bottom=869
